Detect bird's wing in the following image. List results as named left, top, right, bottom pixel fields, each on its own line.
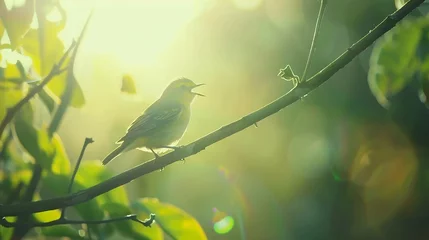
left=116, top=102, right=183, bottom=143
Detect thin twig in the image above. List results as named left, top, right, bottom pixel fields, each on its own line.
left=0, top=0, right=424, bottom=218
left=48, top=10, right=93, bottom=137
left=61, top=137, right=94, bottom=218
left=0, top=41, right=76, bottom=138
left=301, top=0, right=327, bottom=84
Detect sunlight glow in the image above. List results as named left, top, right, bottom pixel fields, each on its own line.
left=60, top=0, right=202, bottom=67
left=233, top=0, right=263, bottom=11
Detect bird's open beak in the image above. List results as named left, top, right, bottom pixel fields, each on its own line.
left=191, top=83, right=206, bottom=97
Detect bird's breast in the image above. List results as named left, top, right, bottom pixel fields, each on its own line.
left=145, top=107, right=191, bottom=148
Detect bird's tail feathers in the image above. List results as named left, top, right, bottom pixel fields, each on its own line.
left=102, top=144, right=126, bottom=165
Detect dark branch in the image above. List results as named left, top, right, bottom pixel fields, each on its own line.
left=48, top=10, right=93, bottom=136
left=301, top=0, right=327, bottom=83
left=61, top=137, right=94, bottom=217
left=0, top=41, right=76, bottom=138
left=0, top=0, right=424, bottom=218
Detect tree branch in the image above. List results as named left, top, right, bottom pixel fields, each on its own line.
left=48, top=10, right=93, bottom=137
left=61, top=137, right=94, bottom=218
left=301, top=0, right=327, bottom=83
left=0, top=0, right=424, bottom=218
left=0, top=41, right=76, bottom=138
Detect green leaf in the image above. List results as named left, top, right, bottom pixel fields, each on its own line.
left=121, top=74, right=137, bottom=94
left=368, top=20, right=421, bottom=107
left=50, top=133, right=70, bottom=175
left=0, top=225, right=13, bottom=240
left=102, top=202, right=163, bottom=240
left=41, top=173, right=105, bottom=221
left=40, top=225, right=84, bottom=240
left=133, top=198, right=207, bottom=240
left=37, top=87, right=58, bottom=114
left=33, top=194, right=61, bottom=223
left=14, top=102, right=56, bottom=169
left=0, top=63, right=27, bottom=124
left=0, top=0, right=35, bottom=48
left=10, top=169, right=33, bottom=186
left=20, top=16, right=85, bottom=108
left=75, top=160, right=128, bottom=205
left=395, top=0, right=407, bottom=9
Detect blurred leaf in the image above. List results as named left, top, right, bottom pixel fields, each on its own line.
left=14, top=102, right=56, bottom=169
left=0, top=226, right=13, bottom=240
left=98, top=224, right=115, bottom=239
left=76, top=160, right=128, bottom=205
left=368, top=20, right=421, bottom=107
left=37, top=86, right=58, bottom=114
left=133, top=198, right=207, bottom=240
left=40, top=225, right=83, bottom=239
left=102, top=202, right=163, bottom=240
left=33, top=194, right=61, bottom=222
left=3, top=62, right=22, bottom=79
left=0, top=0, right=35, bottom=48
left=41, top=173, right=105, bottom=221
left=0, top=63, right=26, bottom=123
left=10, top=169, right=33, bottom=186
left=50, top=133, right=70, bottom=174
left=21, top=17, right=85, bottom=108
left=121, top=74, right=137, bottom=94
left=395, top=0, right=407, bottom=9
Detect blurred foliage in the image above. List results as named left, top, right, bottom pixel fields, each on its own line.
left=132, top=198, right=208, bottom=240
left=0, top=0, right=209, bottom=239
left=368, top=14, right=429, bottom=109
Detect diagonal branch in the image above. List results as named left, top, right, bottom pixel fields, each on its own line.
left=0, top=41, right=76, bottom=138
left=48, top=10, right=93, bottom=136
left=0, top=0, right=424, bottom=218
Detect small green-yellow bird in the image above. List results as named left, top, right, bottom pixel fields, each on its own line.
left=102, top=78, right=205, bottom=165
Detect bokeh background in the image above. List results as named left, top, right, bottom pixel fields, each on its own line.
left=17, top=0, right=429, bottom=239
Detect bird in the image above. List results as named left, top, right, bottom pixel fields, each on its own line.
left=101, top=77, right=205, bottom=165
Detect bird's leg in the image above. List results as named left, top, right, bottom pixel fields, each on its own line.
left=160, top=145, right=186, bottom=162
left=149, top=148, right=160, bottom=159
left=150, top=148, right=165, bottom=171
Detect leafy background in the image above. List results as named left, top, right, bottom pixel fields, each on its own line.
left=2, top=0, right=429, bottom=239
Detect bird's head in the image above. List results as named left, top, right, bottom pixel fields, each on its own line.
left=161, top=78, right=205, bottom=104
